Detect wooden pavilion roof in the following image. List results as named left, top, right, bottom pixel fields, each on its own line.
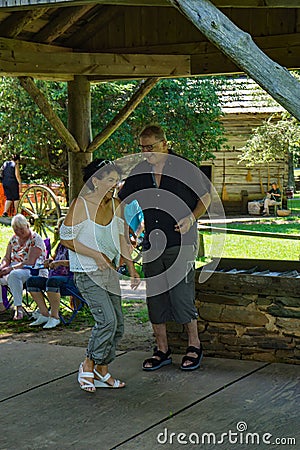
left=0, top=0, right=299, bottom=82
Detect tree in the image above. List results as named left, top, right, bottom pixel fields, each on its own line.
left=0, top=77, right=69, bottom=191
left=92, top=77, right=226, bottom=165
left=0, top=76, right=226, bottom=185
left=240, top=115, right=300, bottom=189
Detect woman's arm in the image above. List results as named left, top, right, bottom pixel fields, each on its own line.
left=0, top=243, right=12, bottom=275
left=115, top=199, right=140, bottom=288
left=61, top=197, right=113, bottom=270
left=15, top=161, right=21, bottom=184
left=49, top=260, right=70, bottom=269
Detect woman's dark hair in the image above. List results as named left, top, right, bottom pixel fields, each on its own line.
left=82, top=159, right=121, bottom=190
left=12, top=154, right=20, bottom=161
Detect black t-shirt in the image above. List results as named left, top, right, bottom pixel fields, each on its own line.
left=268, top=187, right=281, bottom=201
left=119, top=151, right=209, bottom=250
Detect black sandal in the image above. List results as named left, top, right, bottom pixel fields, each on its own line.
left=180, top=345, right=203, bottom=371
left=142, top=347, right=172, bottom=371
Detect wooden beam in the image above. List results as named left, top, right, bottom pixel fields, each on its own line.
left=0, top=36, right=71, bottom=53
left=105, top=32, right=300, bottom=56
left=87, top=77, right=159, bottom=153
left=18, top=76, right=81, bottom=153
left=0, top=1, right=299, bottom=10
left=0, top=8, right=48, bottom=38
left=64, top=5, right=120, bottom=49
left=170, top=0, right=300, bottom=121
left=0, top=49, right=190, bottom=77
left=32, top=4, right=96, bottom=44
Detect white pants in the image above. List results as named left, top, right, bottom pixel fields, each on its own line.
left=263, top=198, right=279, bottom=214
left=0, top=268, right=31, bottom=307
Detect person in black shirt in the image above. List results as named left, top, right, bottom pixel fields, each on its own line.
left=119, top=125, right=211, bottom=371
left=262, top=182, right=281, bottom=216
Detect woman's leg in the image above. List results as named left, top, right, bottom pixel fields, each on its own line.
left=46, top=276, right=67, bottom=319
left=27, top=276, right=49, bottom=316
left=7, top=269, right=31, bottom=317
left=75, top=271, right=124, bottom=388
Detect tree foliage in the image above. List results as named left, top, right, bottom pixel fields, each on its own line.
left=0, top=77, right=68, bottom=186
left=92, top=78, right=226, bottom=164
left=240, top=115, right=300, bottom=166
left=0, top=76, right=226, bottom=185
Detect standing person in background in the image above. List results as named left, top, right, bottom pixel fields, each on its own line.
left=0, top=154, right=21, bottom=217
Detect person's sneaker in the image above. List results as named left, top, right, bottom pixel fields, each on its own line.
left=43, top=317, right=60, bottom=329
left=2, top=212, right=8, bottom=217
left=31, top=309, right=41, bottom=320
left=29, top=315, right=49, bottom=326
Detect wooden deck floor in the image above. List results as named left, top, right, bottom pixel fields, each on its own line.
left=0, top=341, right=299, bottom=450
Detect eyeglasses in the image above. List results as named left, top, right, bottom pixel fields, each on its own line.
left=97, top=159, right=114, bottom=168
left=138, top=139, right=164, bottom=152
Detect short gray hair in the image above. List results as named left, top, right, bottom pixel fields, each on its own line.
left=11, top=214, right=29, bottom=230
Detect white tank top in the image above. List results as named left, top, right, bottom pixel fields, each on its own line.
left=60, top=197, right=124, bottom=273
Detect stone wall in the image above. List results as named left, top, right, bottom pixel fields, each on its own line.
left=167, top=269, right=300, bottom=364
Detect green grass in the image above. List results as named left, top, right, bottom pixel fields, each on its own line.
left=201, top=217, right=300, bottom=261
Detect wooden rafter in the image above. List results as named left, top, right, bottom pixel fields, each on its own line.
left=170, top=0, right=300, bottom=120
left=32, top=4, right=96, bottom=44
left=0, top=7, right=48, bottom=38
left=0, top=1, right=299, bottom=10
left=64, top=5, right=120, bottom=49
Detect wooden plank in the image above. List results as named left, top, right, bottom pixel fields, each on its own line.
left=0, top=1, right=299, bottom=10
left=0, top=36, right=70, bottom=52
left=119, top=363, right=300, bottom=449
left=0, top=345, right=265, bottom=449
left=0, top=50, right=190, bottom=77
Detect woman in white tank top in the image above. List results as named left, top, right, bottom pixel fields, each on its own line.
left=61, top=159, right=140, bottom=393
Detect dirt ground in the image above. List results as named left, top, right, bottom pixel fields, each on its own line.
left=0, top=281, right=155, bottom=352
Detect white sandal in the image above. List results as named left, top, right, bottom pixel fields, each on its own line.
left=78, top=363, right=96, bottom=393
left=93, top=368, right=125, bottom=389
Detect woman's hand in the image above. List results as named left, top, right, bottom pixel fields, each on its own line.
left=95, top=253, right=114, bottom=271
left=128, top=266, right=141, bottom=290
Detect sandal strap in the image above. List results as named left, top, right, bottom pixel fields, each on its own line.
left=181, top=355, right=198, bottom=364
left=94, top=368, right=111, bottom=383
left=143, top=357, right=164, bottom=368
left=79, top=371, right=94, bottom=379
left=186, top=345, right=201, bottom=355
left=153, top=346, right=171, bottom=361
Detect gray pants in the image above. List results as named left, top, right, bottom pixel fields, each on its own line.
left=74, top=269, right=124, bottom=366
left=143, top=245, right=198, bottom=324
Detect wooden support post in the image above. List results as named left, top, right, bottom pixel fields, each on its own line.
left=68, top=76, right=92, bottom=201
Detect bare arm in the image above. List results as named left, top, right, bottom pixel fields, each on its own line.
left=15, top=161, right=21, bottom=184
left=0, top=244, right=12, bottom=275
left=61, top=197, right=113, bottom=270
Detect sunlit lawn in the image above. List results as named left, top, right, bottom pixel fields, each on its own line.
left=201, top=217, right=300, bottom=262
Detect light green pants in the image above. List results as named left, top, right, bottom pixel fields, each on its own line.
left=75, top=269, right=124, bottom=365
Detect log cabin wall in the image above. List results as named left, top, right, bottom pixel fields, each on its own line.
left=201, top=79, right=289, bottom=214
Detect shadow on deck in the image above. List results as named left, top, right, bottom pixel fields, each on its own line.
left=0, top=341, right=299, bottom=449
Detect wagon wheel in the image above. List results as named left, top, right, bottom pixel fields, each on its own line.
left=17, top=185, right=61, bottom=239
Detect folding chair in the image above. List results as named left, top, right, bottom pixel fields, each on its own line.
left=58, top=282, right=88, bottom=325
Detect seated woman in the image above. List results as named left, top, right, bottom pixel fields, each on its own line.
left=27, top=218, right=75, bottom=329
left=0, top=214, right=47, bottom=320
